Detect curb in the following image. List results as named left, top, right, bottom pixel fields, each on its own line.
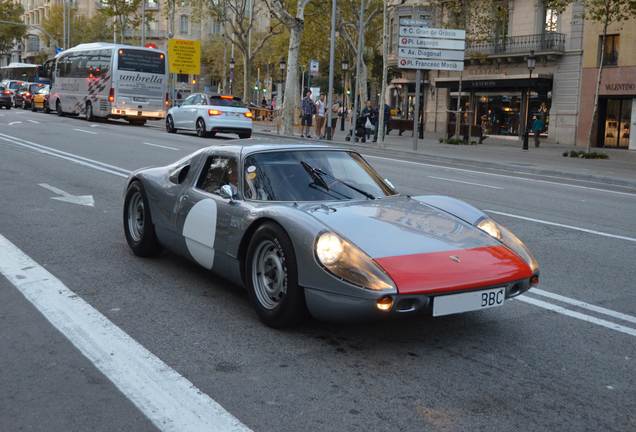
left=251, top=129, right=636, bottom=190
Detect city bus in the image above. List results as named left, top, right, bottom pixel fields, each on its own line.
left=49, top=42, right=168, bottom=125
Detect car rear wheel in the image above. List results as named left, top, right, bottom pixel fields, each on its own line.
left=56, top=100, right=64, bottom=116
left=246, top=222, right=306, bottom=328
left=196, top=118, right=208, bottom=138
left=239, top=132, right=252, bottom=139
left=166, top=115, right=176, bottom=133
left=123, top=181, right=162, bottom=257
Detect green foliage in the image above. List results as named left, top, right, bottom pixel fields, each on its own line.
left=0, top=0, right=26, bottom=56
left=583, top=0, right=636, bottom=24
left=41, top=5, right=111, bottom=48
left=99, top=0, right=144, bottom=42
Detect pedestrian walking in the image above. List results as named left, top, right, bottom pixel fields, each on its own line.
left=531, top=115, right=545, bottom=148
left=315, top=94, right=326, bottom=138
left=301, top=90, right=316, bottom=138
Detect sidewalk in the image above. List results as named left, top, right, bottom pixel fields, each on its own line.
left=252, top=120, right=636, bottom=189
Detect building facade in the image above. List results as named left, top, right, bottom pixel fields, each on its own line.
left=387, top=0, right=585, bottom=146
left=577, top=16, right=636, bottom=150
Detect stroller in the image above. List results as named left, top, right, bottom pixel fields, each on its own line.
left=345, top=115, right=368, bottom=143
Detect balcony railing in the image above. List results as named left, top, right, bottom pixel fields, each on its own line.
left=467, top=32, right=566, bottom=56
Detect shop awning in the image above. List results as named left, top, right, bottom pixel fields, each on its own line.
left=435, top=74, right=553, bottom=93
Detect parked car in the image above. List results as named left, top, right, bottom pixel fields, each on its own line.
left=15, top=82, right=46, bottom=109
left=31, top=85, right=50, bottom=112
left=122, top=142, right=539, bottom=328
left=1, top=80, right=25, bottom=106
left=166, top=94, right=253, bottom=139
left=0, top=85, right=12, bottom=109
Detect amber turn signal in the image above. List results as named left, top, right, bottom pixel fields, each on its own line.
left=376, top=296, right=394, bottom=312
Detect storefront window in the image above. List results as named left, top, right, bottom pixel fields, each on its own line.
left=466, top=93, right=551, bottom=136
left=602, top=99, right=631, bottom=148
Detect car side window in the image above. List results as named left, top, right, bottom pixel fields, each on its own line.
left=182, top=95, right=196, bottom=106
left=196, top=155, right=239, bottom=196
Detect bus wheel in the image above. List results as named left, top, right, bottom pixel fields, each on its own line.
left=85, top=102, right=94, bottom=121
left=56, top=100, right=64, bottom=116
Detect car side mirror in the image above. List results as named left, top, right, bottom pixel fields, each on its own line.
left=219, top=184, right=234, bottom=201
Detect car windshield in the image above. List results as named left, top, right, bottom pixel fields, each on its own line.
left=208, top=96, right=245, bottom=107
left=36, top=86, right=49, bottom=94
left=243, top=150, right=396, bottom=202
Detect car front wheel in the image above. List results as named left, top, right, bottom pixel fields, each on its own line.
left=123, top=181, right=162, bottom=257
left=245, top=222, right=306, bottom=328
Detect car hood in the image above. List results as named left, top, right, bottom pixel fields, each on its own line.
left=304, top=196, right=533, bottom=294
left=304, top=196, right=497, bottom=257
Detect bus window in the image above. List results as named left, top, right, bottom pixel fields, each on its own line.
left=117, top=49, right=165, bottom=74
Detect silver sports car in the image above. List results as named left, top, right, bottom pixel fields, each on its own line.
left=123, top=142, right=539, bottom=327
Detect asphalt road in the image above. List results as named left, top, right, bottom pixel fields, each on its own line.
left=1, top=108, right=635, bottom=432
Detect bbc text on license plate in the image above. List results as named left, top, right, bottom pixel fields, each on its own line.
left=433, top=287, right=505, bottom=317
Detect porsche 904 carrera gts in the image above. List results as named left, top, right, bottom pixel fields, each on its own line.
left=123, top=142, right=539, bottom=327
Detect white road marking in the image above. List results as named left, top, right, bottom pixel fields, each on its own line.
left=8, top=121, right=22, bottom=125
left=73, top=128, right=98, bottom=135
left=0, top=234, right=251, bottom=432
left=486, top=209, right=636, bottom=243
left=90, top=124, right=100, bottom=128
left=27, top=119, right=40, bottom=124
left=0, top=132, right=129, bottom=178
left=517, top=295, right=636, bottom=338
left=38, top=183, right=95, bottom=207
left=366, top=155, right=636, bottom=197
left=531, top=288, right=636, bottom=325
left=143, top=142, right=179, bottom=151
left=427, top=175, right=503, bottom=190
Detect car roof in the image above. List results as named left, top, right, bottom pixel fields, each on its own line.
left=196, top=139, right=349, bottom=158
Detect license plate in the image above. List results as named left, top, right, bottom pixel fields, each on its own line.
left=433, top=287, right=505, bottom=317
left=137, top=111, right=142, bottom=116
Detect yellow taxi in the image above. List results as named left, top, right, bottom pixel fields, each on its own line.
left=31, top=86, right=50, bottom=113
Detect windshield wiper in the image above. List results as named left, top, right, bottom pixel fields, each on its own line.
left=301, top=160, right=331, bottom=191
left=300, top=161, right=376, bottom=200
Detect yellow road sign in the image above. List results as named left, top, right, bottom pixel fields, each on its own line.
left=167, top=39, right=201, bottom=75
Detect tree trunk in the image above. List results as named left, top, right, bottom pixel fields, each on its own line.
left=358, top=62, right=369, bottom=104
left=282, top=23, right=302, bottom=135
left=587, top=6, right=609, bottom=153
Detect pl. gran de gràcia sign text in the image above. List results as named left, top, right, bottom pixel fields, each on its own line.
left=398, top=25, right=465, bottom=72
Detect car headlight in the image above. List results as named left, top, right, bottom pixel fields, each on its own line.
left=477, top=218, right=539, bottom=273
left=315, top=232, right=395, bottom=292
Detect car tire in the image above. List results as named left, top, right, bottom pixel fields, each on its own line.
left=238, top=132, right=252, bottom=139
left=31, top=103, right=36, bottom=112
left=245, top=222, right=306, bottom=328
left=85, top=102, right=94, bottom=121
left=44, top=103, right=50, bottom=114
left=123, top=181, right=162, bottom=257
left=196, top=118, right=208, bottom=138
left=166, top=115, right=176, bottom=133
left=56, top=100, right=64, bottom=116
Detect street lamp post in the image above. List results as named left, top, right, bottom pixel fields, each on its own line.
left=340, top=60, right=349, bottom=131
left=522, top=50, right=536, bottom=150
left=279, top=57, right=286, bottom=106
left=229, top=57, right=235, bottom=96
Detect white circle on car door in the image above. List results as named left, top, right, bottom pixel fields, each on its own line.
left=182, top=198, right=217, bottom=269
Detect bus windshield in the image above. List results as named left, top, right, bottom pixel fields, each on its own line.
left=117, top=49, right=165, bottom=74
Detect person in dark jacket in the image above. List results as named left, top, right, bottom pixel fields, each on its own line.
left=360, top=100, right=378, bottom=142
left=301, top=90, right=316, bottom=138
